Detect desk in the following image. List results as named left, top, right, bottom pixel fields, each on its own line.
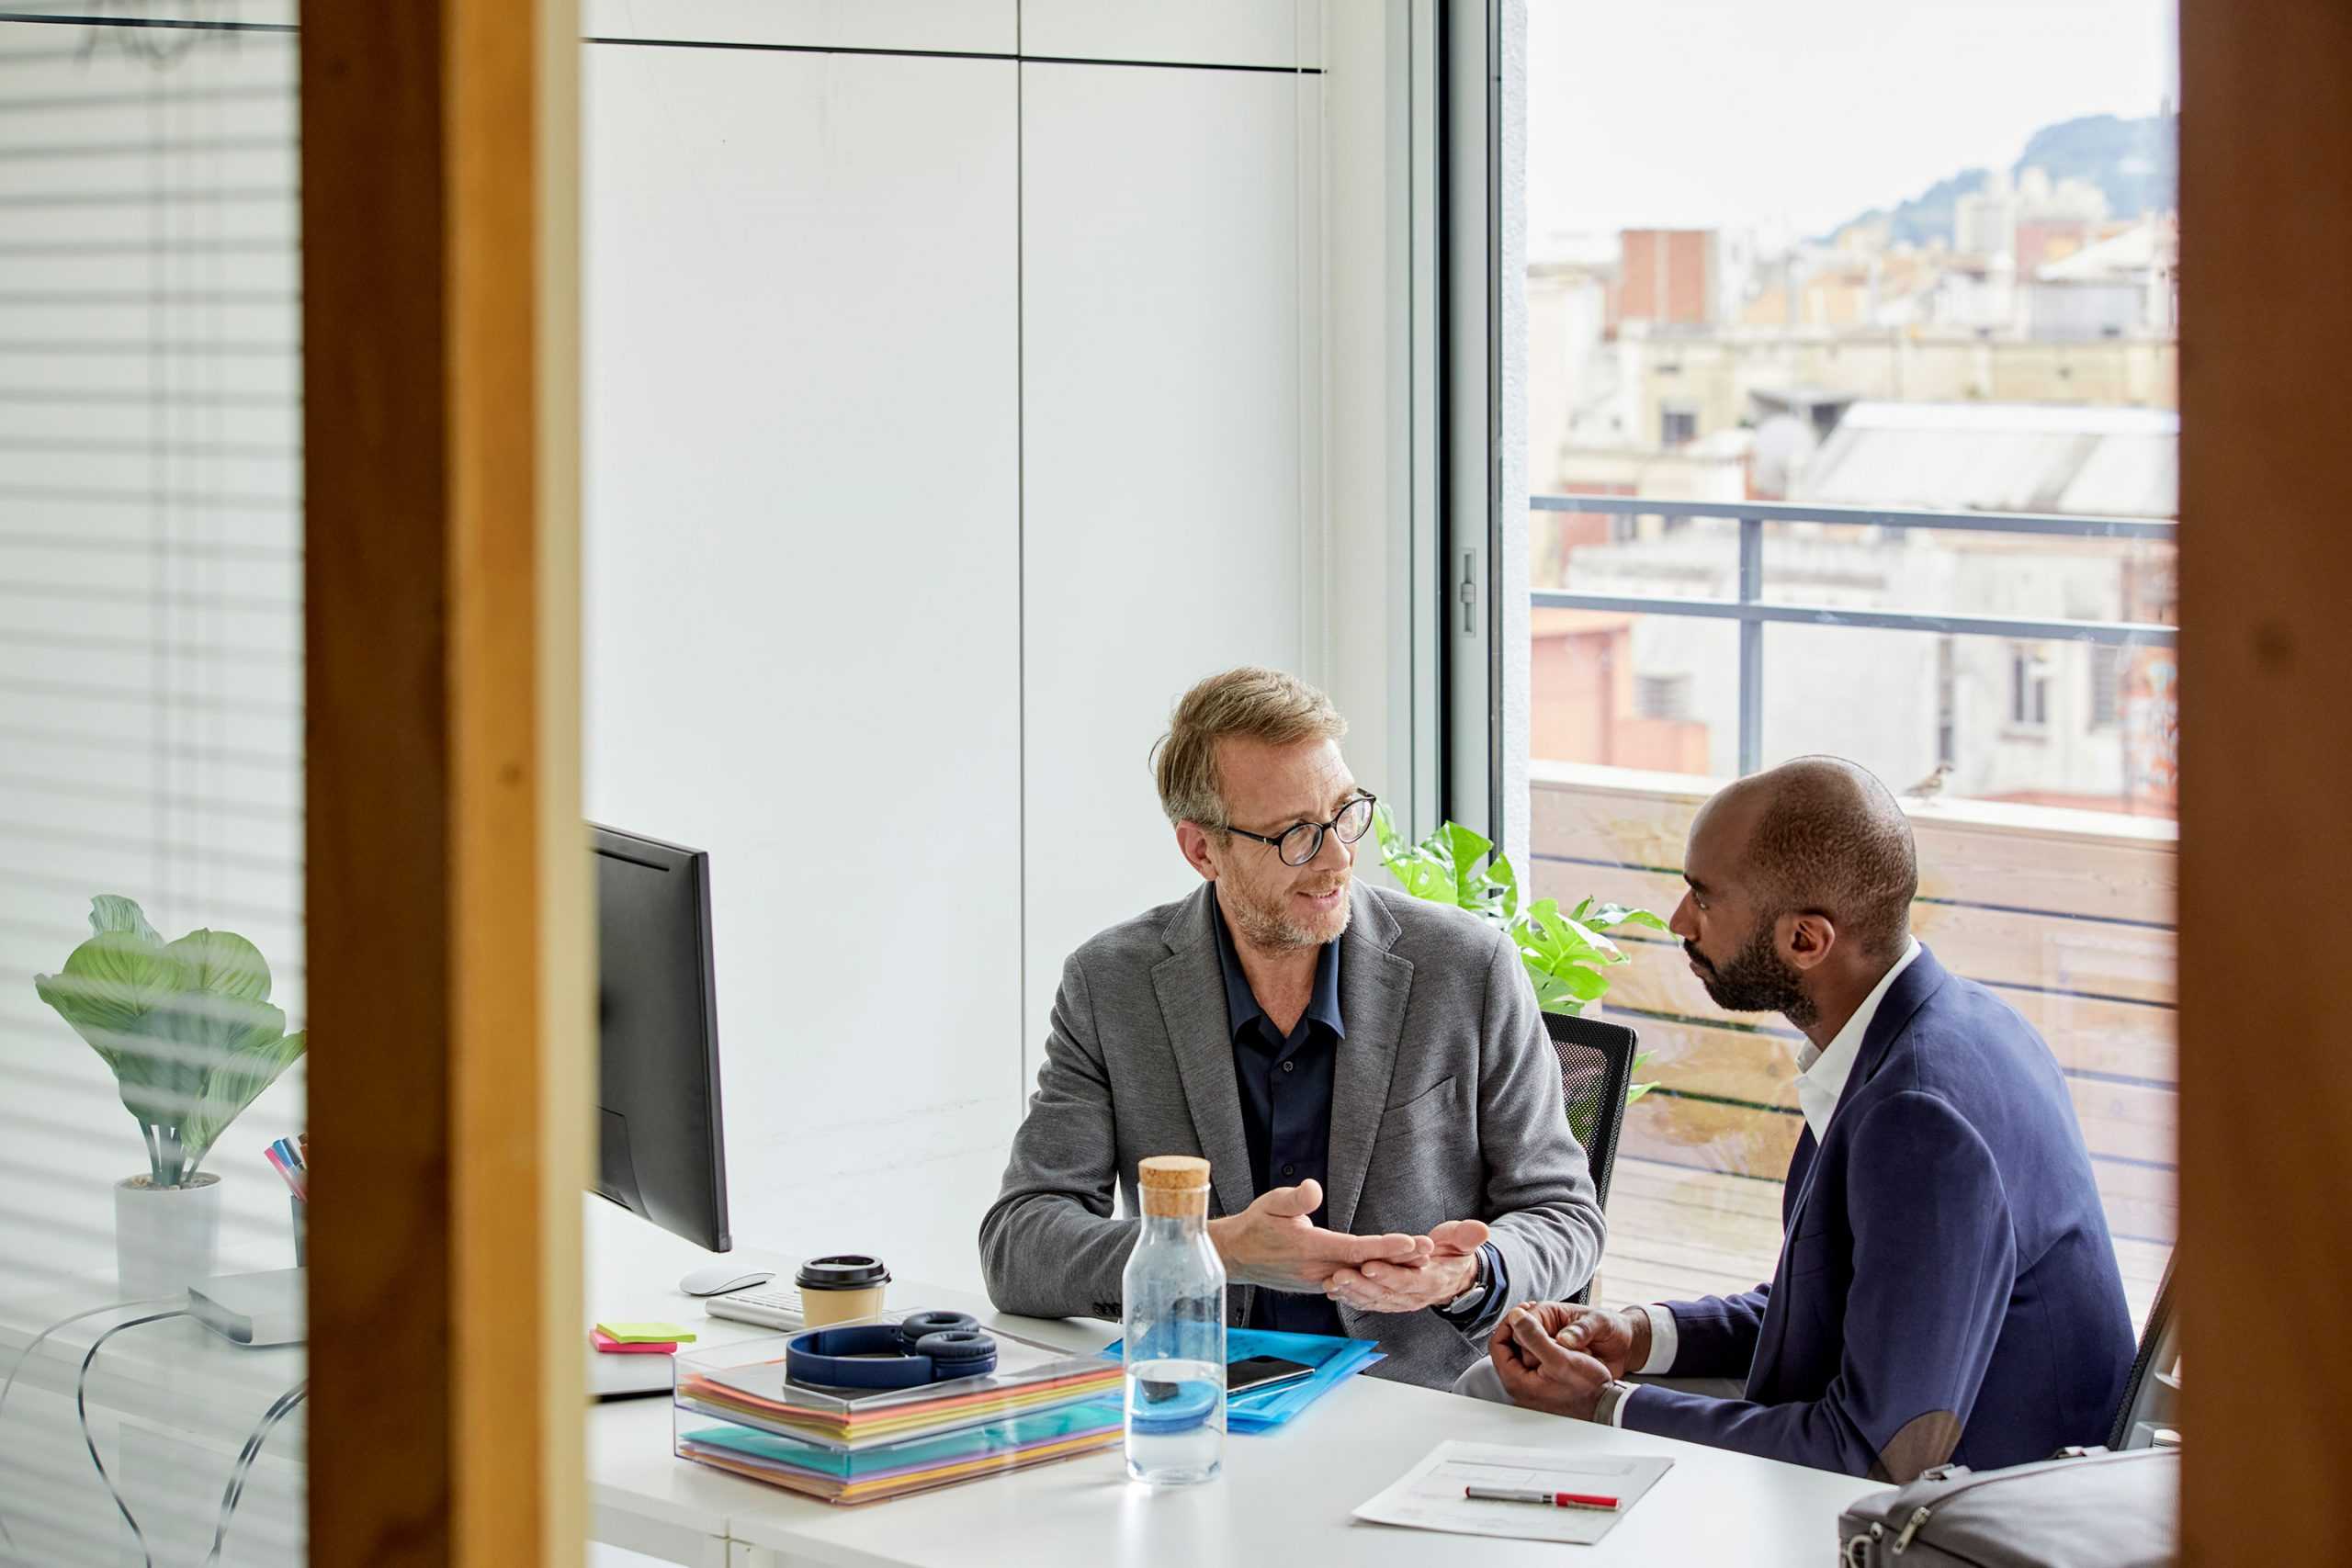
left=0, top=1282, right=309, bottom=1566
left=0, top=1219, right=1877, bottom=1567
left=584, top=1224, right=1878, bottom=1568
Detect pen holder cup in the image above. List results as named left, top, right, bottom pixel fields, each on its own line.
left=291, top=1194, right=306, bottom=1267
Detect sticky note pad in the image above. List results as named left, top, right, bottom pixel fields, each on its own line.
left=595, top=1321, right=695, bottom=1345
left=591, top=1327, right=678, bottom=1355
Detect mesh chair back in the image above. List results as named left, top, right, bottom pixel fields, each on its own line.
left=2108, top=1254, right=2179, bottom=1449
left=1542, top=1010, right=1637, bottom=1212
left=1542, top=1010, right=1636, bottom=1307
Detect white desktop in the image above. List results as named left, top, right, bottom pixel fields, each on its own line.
left=579, top=1199, right=1878, bottom=1568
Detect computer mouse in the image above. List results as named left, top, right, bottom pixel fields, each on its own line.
left=679, top=1264, right=775, bottom=1297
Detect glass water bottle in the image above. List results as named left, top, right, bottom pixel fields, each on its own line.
left=1122, top=1155, right=1227, bottom=1485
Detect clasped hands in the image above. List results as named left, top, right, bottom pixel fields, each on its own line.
left=1484, top=1301, right=1651, bottom=1421
left=1205, top=1179, right=1491, bottom=1314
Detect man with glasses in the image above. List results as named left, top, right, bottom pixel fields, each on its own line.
left=980, top=667, right=1606, bottom=1389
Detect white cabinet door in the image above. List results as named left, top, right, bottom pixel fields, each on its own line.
left=584, top=42, right=1022, bottom=1287
left=1021, top=0, right=1317, bottom=70
left=584, top=0, right=1015, bottom=54
left=1019, top=61, right=1319, bottom=1082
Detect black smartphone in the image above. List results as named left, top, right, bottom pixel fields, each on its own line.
left=1227, top=1354, right=1316, bottom=1395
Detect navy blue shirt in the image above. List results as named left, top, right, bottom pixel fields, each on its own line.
left=1210, top=897, right=1501, bottom=1336
left=1212, top=896, right=1347, bottom=1336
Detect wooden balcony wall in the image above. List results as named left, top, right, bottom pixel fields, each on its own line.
left=1530, top=761, right=2176, bottom=1320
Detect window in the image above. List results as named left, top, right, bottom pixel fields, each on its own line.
left=2090, top=643, right=2123, bottom=729
left=1520, top=0, right=2178, bottom=1329
left=1936, top=635, right=1958, bottom=765
left=1635, top=672, right=1693, bottom=721
left=0, top=15, right=311, bottom=1556
left=2010, top=645, right=2053, bottom=728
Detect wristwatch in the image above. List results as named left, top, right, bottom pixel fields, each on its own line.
left=1436, top=1247, right=1491, bottom=1318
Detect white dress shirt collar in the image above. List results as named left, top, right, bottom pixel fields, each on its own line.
left=1792, top=937, right=1922, bottom=1143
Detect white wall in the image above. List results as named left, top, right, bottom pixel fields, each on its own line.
left=1017, top=58, right=1320, bottom=1088
left=582, top=2, right=1329, bottom=1293
left=584, top=34, right=1023, bottom=1290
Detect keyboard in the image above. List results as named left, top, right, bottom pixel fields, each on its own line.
left=705, top=1283, right=806, bottom=1330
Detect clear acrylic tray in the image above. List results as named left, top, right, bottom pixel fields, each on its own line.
left=669, top=1306, right=1124, bottom=1453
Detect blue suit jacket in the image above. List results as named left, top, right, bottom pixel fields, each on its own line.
left=1624, top=946, right=2136, bottom=1481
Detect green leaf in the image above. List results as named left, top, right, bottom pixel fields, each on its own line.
left=1444, top=820, right=1493, bottom=874
left=1581, top=902, right=1670, bottom=933
left=1532, top=975, right=1585, bottom=1013
left=1394, top=860, right=1452, bottom=903
left=88, top=895, right=161, bottom=943
left=167, top=927, right=273, bottom=1008
left=33, top=929, right=178, bottom=1076
left=180, top=1027, right=306, bottom=1176
left=1624, top=1082, right=1655, bottom=1107
left=1549, top=964, right=1611, bottom=1001
left=1559, top=918, right=1625, bottom=962
left=1487, top=853, right=1521, bottom=920
left=32, top=902, right=305, bottom=1182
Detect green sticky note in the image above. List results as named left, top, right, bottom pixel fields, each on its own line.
left=595, top=1320, right=695, bottom=1344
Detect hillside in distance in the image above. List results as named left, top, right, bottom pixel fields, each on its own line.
left=1833, top=113, right=2177, bottom=247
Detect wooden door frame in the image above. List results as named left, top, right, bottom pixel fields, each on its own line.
left=2177, top=0, right=2352, bottom=1557
left=301, top=2, right=586, bottom=1562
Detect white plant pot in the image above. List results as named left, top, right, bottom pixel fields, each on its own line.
left=115, top=1171, right=222, bottom=1298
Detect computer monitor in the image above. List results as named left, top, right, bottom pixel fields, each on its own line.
left=590, top=823, right=731, bottom=1252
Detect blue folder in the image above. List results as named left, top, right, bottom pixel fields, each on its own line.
left=1099, top=1327, right=1384, bottom=1434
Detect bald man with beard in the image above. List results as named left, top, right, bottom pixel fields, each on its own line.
left=1458, top=757, right=2135, bottom=1483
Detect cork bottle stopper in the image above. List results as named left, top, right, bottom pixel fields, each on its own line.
left=1137, top=1155, right=1211, bottom=1217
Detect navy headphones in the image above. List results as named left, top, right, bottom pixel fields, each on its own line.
left=785, top=1311, right=1000, bottom=1390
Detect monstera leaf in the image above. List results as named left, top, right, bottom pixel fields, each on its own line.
left=1372, top=805, right=1521, bottom=924
left=1374, top=809, right=1668, bottom=1110
left=33, top=896, right=307, bottom=1186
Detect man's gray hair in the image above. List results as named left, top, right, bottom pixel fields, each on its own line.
left=1151, top=667, right=1347, bottom=829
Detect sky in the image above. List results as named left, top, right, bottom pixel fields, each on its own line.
left=1526, top=0, right=2179, bottom=243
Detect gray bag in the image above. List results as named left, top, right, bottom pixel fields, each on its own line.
left=1838, top=1447, right=2177, bottom=1567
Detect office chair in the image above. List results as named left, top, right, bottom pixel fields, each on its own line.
left=1541, top=1010, right=1639, bottom=1306
left=2107, top=1254, right=2180, bottom=1450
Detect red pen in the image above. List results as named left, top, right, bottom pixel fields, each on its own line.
left=1464, top=1485, right=1620, bottom=1510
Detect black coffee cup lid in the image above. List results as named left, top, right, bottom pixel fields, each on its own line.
left=797, top=1253, right=890, bottom=1291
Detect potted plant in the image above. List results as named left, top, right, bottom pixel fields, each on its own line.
left=32, top=895, right=307, bottom=1296
left=1371, top=806, right=1666, bottom=1127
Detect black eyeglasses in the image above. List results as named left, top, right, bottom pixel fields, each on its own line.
left=1224, top=794, right=1377, bottom=868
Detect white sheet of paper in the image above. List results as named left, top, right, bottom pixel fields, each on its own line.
left=1352, top=1439, right=1675, bottom=1545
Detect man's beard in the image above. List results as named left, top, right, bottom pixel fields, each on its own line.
left=1226, top=874, right=1352, bottom=952
left=1687, top=919, right=1816, bottom=1030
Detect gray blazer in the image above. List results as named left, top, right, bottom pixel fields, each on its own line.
left=979, top=880, right=1606, bottom=1390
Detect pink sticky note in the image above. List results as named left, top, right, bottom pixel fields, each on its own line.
left=591, top=1327, right=678, bottom=1355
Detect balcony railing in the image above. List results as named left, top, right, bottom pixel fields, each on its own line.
left=1528, top=494, right=2177, bottom=773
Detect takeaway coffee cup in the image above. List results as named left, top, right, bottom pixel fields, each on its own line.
left=797, top=1254, right=891, bottom=1326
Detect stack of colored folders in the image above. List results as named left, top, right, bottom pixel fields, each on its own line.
left=671, top=1309, right=1123, bottom=1505
left=1099, top=1327, right=1385, bottom=1434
